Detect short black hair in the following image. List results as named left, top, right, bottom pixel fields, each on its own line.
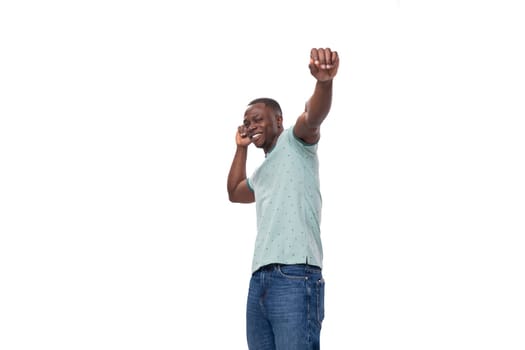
left=248, top=98, right=282, bottom=117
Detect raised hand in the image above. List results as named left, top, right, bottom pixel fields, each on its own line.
left=309, top=48, right=339, bottom=82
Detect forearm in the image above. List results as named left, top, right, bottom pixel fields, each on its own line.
left=227, top=146, right=249, bottom=196
left=305, top=80, right=333, bottom=128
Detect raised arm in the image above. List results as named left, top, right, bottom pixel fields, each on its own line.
left=294, top=48, right=340, bottom=144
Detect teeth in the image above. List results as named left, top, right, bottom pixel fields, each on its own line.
left=252, top=134, right=261, bottom=140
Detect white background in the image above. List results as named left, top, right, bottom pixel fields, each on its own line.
left=1, top=1, right=524, bottom=349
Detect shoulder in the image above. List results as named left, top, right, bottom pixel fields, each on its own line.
left=281, top=127, right=318, bottom=155
left=292, top=112, right=321, bottom=145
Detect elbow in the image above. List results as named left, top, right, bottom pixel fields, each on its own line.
left=228, top=190, right=239, bottom=203
left=227, top=180, right=254, bottom=203
left=227, top=189, right=235, bottom=202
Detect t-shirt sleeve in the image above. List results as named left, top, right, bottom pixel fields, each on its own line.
left=290, top=127, right=318, bottom=155
left=246, top=177, right=254, bottom=192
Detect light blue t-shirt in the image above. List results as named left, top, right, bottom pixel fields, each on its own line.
left=247, top=127, right=323, bottom=273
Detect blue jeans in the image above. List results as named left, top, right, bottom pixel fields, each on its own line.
left=246, top=264, right=325, bottom=350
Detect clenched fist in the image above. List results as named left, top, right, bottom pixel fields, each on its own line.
left=309, top=48, right=339, bottom=82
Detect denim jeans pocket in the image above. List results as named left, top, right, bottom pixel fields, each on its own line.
left=317, top=278, right=325, bottom=325
left=277, top=265, right=309, bottom=280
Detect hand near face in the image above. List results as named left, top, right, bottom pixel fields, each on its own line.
left=236, top=125, right=252, bottom=147
left=309, top=48, right=339, bottom=82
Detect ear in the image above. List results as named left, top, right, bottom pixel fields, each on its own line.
left=276, top=115, right=283, bottom=128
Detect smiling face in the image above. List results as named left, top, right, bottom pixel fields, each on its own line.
left=243, top=101, right=283, bottom=154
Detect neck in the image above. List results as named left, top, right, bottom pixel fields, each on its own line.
left=263, top=128, right=283, bottom=155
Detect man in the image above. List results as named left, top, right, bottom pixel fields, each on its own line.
left=227, top=47, right=339, bottom=350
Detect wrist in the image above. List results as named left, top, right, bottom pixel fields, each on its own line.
left=316, top=79, right=333, bottom=85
